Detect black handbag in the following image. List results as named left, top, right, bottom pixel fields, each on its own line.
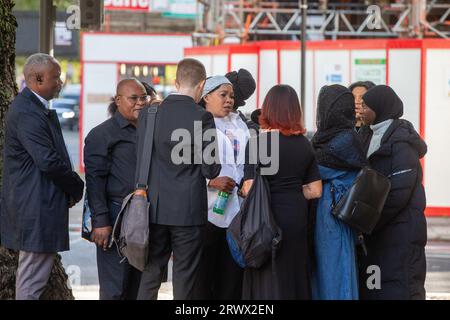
left=331, top=167, right=391, bottom=235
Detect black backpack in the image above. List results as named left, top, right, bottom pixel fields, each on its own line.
left=226, top=169, right=282, bottom=269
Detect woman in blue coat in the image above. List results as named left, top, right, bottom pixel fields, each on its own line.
left=311, top=85, right=367, bottom=300
left=359, top=85, right=427, bottom=300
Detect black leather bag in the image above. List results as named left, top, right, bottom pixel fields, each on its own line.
left=332, top=167, right=391, bottom=235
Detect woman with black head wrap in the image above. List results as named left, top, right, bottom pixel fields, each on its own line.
left=311, top=84, right=367, bottom=300
left=359, top=85, right=427, bottom=300
left=225, top=68, right=259, bottom=132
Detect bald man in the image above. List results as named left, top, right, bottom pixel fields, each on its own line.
left=1, top=53, right=84, bottom=300
left=84, top=78, right=148, bottom=300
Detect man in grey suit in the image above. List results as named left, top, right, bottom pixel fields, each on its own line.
left=136, top=58, right=221, bottom=300
left=1, top=53, right=84, bottom=300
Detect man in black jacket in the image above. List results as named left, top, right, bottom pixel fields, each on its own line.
left=84, top=79, right=147, bottom=300
left=0, top=53, right=84, bottom=300
left=136, top=58, right=221, bottom=300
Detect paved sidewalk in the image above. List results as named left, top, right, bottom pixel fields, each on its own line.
left=71, top=282, right=450, bottom=300
left=68, top=215, right=450, bottom=300
left=71, top=282, right=174, bottom=300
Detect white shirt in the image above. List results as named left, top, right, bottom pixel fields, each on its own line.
left=207, top=112, right=250, bottom=228
left=30, top=89, right=49, bottom=109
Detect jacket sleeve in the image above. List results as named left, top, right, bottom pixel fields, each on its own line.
left=200, top=111, right=221, bottom=179
left=17, top=112, right=84, bottom=201
left=374, top=142, right=419, bottom=232
left=84, top=130, right=113, bottom=228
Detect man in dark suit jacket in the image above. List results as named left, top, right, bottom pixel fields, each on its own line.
left=0, top=53, right=84, bottom=300
left=136, top=58, right=221, bottom=300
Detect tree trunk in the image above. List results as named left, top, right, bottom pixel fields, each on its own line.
left=0, top=0, right=74, bottom=300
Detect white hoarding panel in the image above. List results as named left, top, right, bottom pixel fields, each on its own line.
left=259, top=50, right=278, bottom=106
left=186, top=55, right=212, bottom=76
left=211, top=55, right=228, bottom=76
left=83, top=34, right=192, bottom=63
left=389, top=49, right=421, bottom=129
left=351, top=50, right=386, bottom=85
left=231, top=54, right=258, bottom=115
left=315, top=50, right=350, bottom=89
left=314, top=50, right=350, bottom=131
left=280, top=50, right=314, bottom=132
left=424, top=49, right=450, bottom=207
left=81, top=63, right=117, bottom=166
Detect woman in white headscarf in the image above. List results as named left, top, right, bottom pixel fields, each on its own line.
left=192, top=76, right=251, bottom=300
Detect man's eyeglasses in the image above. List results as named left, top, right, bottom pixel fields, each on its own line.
left=118, top=95, right=151, bottom=104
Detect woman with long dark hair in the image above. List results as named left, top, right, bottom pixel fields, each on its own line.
left=241, top=84, right=322, bottom=300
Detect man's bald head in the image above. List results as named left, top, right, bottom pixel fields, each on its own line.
left=116, top=78, right=145, bottom=96
left=23, top=53, right=62, bottom=101
left=114, top=78, right=147, bottom=126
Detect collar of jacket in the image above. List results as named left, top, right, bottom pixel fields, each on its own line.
left=166, top=94, right=196, bottom=103
left=21, top=87, right=50, bottom=116
left=113, top=110, right=134, bottom=129
left=368, top=119, right=408, bottom=158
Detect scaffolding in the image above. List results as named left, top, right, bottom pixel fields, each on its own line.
left=194, top=0, right=450, bottom=45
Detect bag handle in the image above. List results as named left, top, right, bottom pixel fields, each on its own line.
left=136, top=105, right=158, bottom=191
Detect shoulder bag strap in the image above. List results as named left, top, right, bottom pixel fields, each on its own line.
left=136, top=104, right=158, bottom=191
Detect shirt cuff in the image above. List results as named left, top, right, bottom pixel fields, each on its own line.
left=92, top=212, right=111, bottom=229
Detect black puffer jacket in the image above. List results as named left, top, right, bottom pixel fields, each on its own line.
left=359, top=119, right=427, bottom=300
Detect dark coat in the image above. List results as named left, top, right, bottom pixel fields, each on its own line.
left=359, top=119, right=427, bottom=300
left=136, top=95, right=221, bottom=226
left=0, top=87, right=84, bottom=253
left=356, top=125, right=373, bottom=155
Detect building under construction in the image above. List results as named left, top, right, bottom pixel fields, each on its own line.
left=194, top=0, right=449, bottom=45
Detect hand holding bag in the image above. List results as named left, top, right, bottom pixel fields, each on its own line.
left=332, top=167, right=391, bottom=235
left=109, top=105, right=158, bottom=271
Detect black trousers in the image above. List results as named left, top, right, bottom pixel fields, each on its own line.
left=137, top=224, right=204, bottom=300
left=192, top=222, right=243, bottom=300
left=96, top=201, right=142, bottom=300
left=96, top=245, right=142, bottom=300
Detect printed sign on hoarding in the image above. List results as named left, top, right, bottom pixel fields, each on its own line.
left=152, top=0, right=197, bottom=19
left=104, top=0, right=151, bottom=12
left=354, top=58, right=386, bottom=85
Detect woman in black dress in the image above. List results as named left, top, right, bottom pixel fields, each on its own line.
left=241, top=85, right=322, bottom=300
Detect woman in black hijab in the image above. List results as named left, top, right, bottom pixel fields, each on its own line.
left=225, top=68, right=259, bottom=132
left=311, top=85, right=366, bottom=300
left=359, top=85, right=427, bottom=300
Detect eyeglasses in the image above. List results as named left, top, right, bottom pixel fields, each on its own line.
left=118, top=95, right=150, bottom=104
left=362, top=101, right=368, bottom=110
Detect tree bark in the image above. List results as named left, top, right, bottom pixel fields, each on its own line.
left=0, top=0, right=74, bottom=300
